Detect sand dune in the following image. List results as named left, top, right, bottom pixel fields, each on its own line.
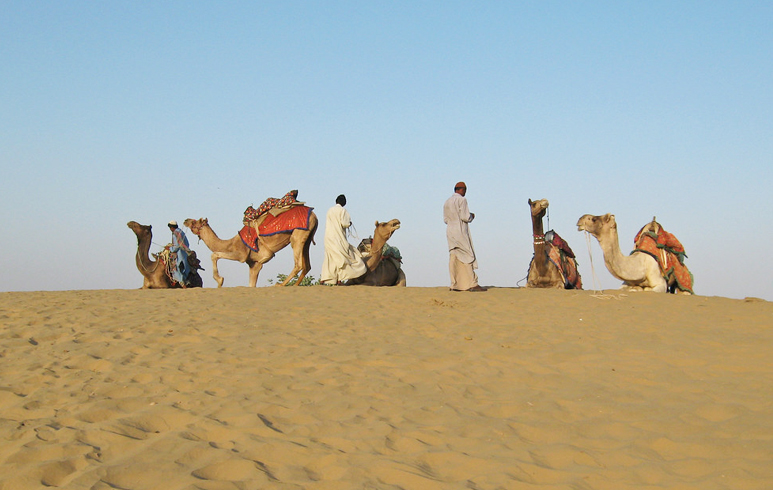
left=1, top=287, right=771, bottom=489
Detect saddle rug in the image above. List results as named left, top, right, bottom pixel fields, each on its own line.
left=239, top=206, right=314, bottom=251
left=546, top=231, right=582, bottom=289
left=238, top=226, right=260, bottom=252
left=259, top=205, right=313, bottom=236
left=633, top=221, right=694, bottom=294
left=244, top=190, right=302, bottom=222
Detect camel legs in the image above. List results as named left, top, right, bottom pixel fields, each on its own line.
left=248, top=261, right=264, bottom=287
left=211, top=253, right=226, bottom=287
left=278, top=230, right=314, bottom=286
left=279, top=242, right=307, bottom=286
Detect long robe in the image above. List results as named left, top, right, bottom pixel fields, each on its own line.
left=320, top=204, right=367, bottom=284
left=170, top=228, right=191, bottom=285
left=443, top=192, right=479, bottom=289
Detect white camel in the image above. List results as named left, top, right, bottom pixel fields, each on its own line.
left=577, top=213, right=667, bottom=292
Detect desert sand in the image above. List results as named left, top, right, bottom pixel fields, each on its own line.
left=0, top=286, right=771, bottom=490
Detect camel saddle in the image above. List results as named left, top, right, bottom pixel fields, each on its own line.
left=543, top=237, right=582, bottom=290
left=244, top=190, right=304, bottom=222
left=545, top=230, right=576, bottom=258
left=633, top=220, right=694, bottom=294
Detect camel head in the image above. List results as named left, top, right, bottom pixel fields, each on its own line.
left=127, top=221, right=152, bottom=239
left=577, top=213, right=616, bottom=239
left=184, top=218, right=208, bottom=236
left=528, top=198, right=549, bottom=218
left=374, top=219, right=401, bottom=242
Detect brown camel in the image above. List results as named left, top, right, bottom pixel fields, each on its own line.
left=526, top=199, right=582, bottom=289
left=526, top=199, right=565, bottom=288
left=184, top=212, right=317, bottom=287
left=127, top=221, right=203, bottom=289
left=350, top=219, right=406, bottom=286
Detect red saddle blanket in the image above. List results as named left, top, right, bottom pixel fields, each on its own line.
left=239, top=206, right=313, bottom=251
left=634, top=222, right=694, bottom=293
left=547, top=243, right=582, bottom=290
left=259, top=205, right=313, bottom=236
left=239, top=226, right=260, bottom=252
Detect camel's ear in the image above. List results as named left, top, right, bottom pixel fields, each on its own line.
left=375, top=220, right=379, bottom=227
left=203, top=218, right=208, bottom=224
left=528, top=198, right=533, bottom=205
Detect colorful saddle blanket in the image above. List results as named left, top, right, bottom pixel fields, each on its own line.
left=545, top=230, right=576, bottom=258
left=633, top=221, right=694, bottom=294
left=244, top=191, right=299, bottom=221
left=259, top=205, right=313, bottom=236
left=239, top=206, right=314, bottom=251
left=238, top=226, right=260, bottom=252
left=545, top=231, right=582, bottom=289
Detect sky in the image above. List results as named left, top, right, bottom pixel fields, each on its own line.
left=1, top=1, right=771, bottom=300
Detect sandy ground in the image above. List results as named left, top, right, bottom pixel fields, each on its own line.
left=0, top=286, right=771, bottom=490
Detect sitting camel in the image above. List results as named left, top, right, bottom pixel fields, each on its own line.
left=577, top=213, right=691, bottom=294
left=127, top=221, right=203, bottom=289
left=526, top=199, right=581, bottom=289
left=349, top=219, right=406, bottom=286
left=184, top=212, right=317, bottom=287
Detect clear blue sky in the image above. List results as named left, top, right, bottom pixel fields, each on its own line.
left=2, top=1, right=771, bottom=299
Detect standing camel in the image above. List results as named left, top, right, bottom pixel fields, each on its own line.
left=127, top=221, right=203, bottom=289
left=350, top=219, right=406, bottom=286
left=184, top=212, right=317, bottom=287
left=577, top=213, right=667, bottom=292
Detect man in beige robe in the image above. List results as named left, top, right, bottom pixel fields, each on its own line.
left=321, top=194, right=368, bottom=285
left=443, top=182, right=487, bottom=292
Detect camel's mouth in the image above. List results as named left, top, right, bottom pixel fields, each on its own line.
left=576, top=215, right=593, bottom=231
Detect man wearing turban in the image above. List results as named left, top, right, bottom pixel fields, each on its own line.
left=443, top=182, right=487, bottom=292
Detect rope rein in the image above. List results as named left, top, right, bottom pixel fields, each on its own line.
left=136, top=248, right=160, bottom=274
left=584, top=231, right=624, bottom=300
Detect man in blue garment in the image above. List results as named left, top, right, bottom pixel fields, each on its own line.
left=168, top=220, right=191, bottom=287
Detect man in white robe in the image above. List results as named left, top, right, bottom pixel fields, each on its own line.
left=321, top=194, right=368, bottom=285
left=443, top=182, right=487, bottom=292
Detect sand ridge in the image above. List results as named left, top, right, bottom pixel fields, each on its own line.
left=0, top=287, right=772, bottom=489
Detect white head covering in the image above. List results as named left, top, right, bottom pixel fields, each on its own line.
left=168, top=220, right=178, bottom=226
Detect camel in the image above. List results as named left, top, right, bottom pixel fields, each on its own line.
left=127, top=221, right=203, bottom=289
left=350, top=219, right=406, bottom=286
left=184, top=212, right=317, bottom=287
left=577, top=213, right=668, bottom=292
left=526, top=199, right=566, bottom=288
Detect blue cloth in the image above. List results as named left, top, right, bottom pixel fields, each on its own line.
left=170, top=228, right=191, bottom=284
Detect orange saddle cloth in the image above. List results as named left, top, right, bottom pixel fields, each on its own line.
left=634, top=223, right=694, bottom=294
left=258, top=206, right=313, bottom=236
left=239, top=206, right=314, bottom=252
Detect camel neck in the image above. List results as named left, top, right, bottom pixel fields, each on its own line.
left=368, top=235, right=386, bottom=271
left=135, top=233, right=157, bottom=270
left=531, top=212, right=548, bottom=273
left=598, top=229, right=626, bottom=268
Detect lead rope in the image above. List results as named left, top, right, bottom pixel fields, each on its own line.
left=584, top=231, right=623, bottom=300
left=136, top=248, right=160, bottom=274
left=348, top=223, right=361, bottom=241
